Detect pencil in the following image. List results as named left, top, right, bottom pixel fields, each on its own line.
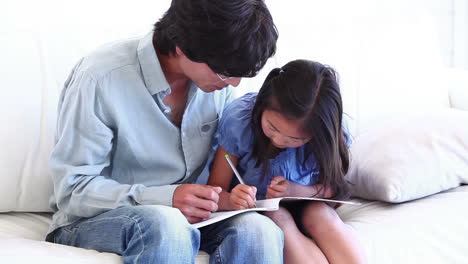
left=224, top=154, right=245, bottom=184
left=224, top=154, right=256, bottom=208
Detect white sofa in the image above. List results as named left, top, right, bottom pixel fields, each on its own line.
left=2, top=35, right=468, bottom=262
left=2, top=3, right=468, bottom=264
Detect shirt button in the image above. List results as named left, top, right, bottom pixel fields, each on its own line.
left=201, top=124, right=210, bottom=132
left=164, top=109, right=170, bottom=114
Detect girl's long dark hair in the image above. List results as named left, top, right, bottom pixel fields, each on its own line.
left=251, top=59, right=351, bottom=200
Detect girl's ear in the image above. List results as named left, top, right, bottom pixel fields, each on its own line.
left=175, top=46, right=186, bottom=57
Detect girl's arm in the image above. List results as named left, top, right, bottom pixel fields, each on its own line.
left=208, top=146, right=256, bottom=210
left=292, top=183, right=334, bottom=198
left=266, top=176, right=334, bottom=198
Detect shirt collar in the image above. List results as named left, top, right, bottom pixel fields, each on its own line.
left=137, top=32, right=171, bottom=95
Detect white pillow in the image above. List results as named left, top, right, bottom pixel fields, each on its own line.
left=347, top=109, right=468, bottom=203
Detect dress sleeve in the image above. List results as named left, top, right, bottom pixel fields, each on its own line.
left=215, top=95, right=255, bottom=158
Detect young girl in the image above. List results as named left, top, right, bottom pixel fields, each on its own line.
left=208, top=60, right=366, bottom=264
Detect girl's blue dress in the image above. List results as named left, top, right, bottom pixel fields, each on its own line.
left=216, top=93, right=351, bottom=199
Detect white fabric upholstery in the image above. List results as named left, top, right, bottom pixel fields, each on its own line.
left=0, top=238, right=121, bottom=264
left=1, top=186, right=468, bottom=264
left=0, top=32, right=56, bottom=212
left=0, top=212, right=209, bottom=264
left=347, top=108, right=468, bottom=202
left=339, top=186, right=468, bottom=264
left=447, top=68, right=468, bottom=111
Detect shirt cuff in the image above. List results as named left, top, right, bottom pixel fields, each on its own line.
left=137, top=184, right=180, bottom=207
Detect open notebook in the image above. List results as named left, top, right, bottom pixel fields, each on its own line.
left=193, top=197, right=361, bottom=228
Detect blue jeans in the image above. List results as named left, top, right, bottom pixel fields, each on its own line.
left=51, top=205, right=283, bottom=264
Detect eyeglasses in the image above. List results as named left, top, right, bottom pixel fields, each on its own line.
left=216, top=73, right=235, bottom=82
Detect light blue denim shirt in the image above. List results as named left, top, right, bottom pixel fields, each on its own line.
left=48, top=33, right=234, bottom=234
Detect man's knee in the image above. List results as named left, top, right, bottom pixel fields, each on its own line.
left=123, top=205, right=199, bottom=243
left=230, top=212, right=284, bottom=247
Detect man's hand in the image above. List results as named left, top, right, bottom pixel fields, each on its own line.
left=229, top=184, right=257, bottom=210
left=266, top=176, right=291, bottom=199
left=173, top=184, right=222, bottom=223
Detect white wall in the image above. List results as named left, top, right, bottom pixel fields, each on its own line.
left=1, top=0, right=466, bottom=135
left=251, top=0, right=463, bottom=134
left=453, top=0, right=468, bottom=69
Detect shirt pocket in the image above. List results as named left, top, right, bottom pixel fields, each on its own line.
left=199, top=117, right=219, bottom=155
left=186, top=117, right=219, bottom=171
left=198, top=116, right=219, bottom=138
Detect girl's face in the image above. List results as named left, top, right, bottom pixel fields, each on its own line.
left=261, top=109, right=311, bottom=149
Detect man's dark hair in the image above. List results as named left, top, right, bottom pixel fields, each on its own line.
left=153, top=0, right=278, bottom=77
left=251, top=60, right=351, bottom=200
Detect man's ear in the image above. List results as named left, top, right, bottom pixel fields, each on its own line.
left=175, top=46, right=185, bottom=57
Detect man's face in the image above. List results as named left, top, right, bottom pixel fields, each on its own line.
left=176, top=47, right=241, bottom=92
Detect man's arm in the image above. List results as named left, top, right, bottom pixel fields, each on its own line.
left=51, top=68, right=219, bottom=222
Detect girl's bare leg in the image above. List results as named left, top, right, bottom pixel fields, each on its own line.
left=301, top=202, right=367, bottom=264
left=264, top=207, right=329, bottom=264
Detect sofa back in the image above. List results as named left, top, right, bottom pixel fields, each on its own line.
left=1, top=2, right=466, bottom=213
left=0, top=32, right=56, bottom=212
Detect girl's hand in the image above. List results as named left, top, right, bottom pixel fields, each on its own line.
left=266, top=176, right=292, bottom=198
left=229, top=184, right=257, bottom=210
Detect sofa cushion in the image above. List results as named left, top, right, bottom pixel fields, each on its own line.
left=0, top=32, right=56, bottom=212
left=346, top=108, right=468, bottom=202
left=0, top=238, right=121, bottom=264
left=0, top=212, right=210, bottom=264
left=2, top=186, right=468, bottom=264
left=338, top=185, right=468, bottom=264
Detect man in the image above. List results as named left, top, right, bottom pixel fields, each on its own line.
left=46, top=0, right=282, bottom=263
